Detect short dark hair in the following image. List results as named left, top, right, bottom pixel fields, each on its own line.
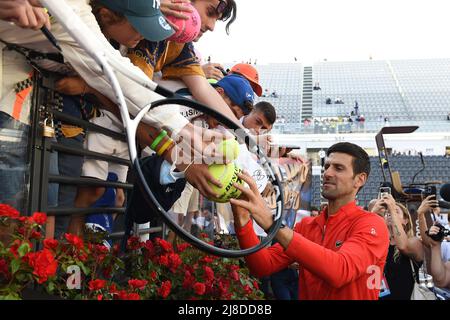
left=326, top=142, right=371, bottom=177
left=221, top=0, right=237, bottom=34
left=191, top=0, right=237, bottom=34
left=254, top=101, right=276, bottom=125
left=310, top=206, right=319, bottom=212
left=90, top=0, right=126, bottom=29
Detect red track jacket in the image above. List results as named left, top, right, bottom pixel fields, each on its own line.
left=236, top=201, right=389, bottom=300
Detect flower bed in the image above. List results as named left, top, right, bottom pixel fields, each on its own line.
left=0, top=204, right=263, bottom=300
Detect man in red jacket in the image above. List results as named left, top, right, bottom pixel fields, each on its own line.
left=230, top=142, right=389, bottom=300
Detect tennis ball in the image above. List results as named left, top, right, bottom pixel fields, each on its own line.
left=166, top=3, right=201, bottom=43
left=208, top=163, right=244, bottom=203
left=217, top=139, right=240, bottom=163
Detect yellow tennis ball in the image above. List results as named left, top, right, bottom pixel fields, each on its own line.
left=217, top=139, right=240, bottom=163
left=207, top=163, right=244, bottom=203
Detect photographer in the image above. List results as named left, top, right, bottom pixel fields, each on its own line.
left=370, top=194, right=424, bottom=300
left=418, top=196, right=450, bottom=289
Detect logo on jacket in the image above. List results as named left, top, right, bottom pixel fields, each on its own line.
left=335, top=240, right=343, bottom=248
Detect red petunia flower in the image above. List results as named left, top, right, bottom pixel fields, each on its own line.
left=64, top=233, right=84, bottom=250
left=88, top=279, right=107, bottom=291
left=158, top=280, right=172, bottom=299
left=127, top=237, right=141, bottom=250
left=27, top=249, right=58, bottom=284
left=31, top=212, right=47, bottom=225
left=0, top=204, right=20, bottom=219
left=128, top=279, right=148, bottom=290
left=193, top=282, right=206, bottom=296
left=203, top=266, right=214, bottom=282
left=43, top=239, right=59, bottom=250
left=168, top=253, right=182, bottom=272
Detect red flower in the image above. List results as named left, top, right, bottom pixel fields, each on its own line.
left=200, top=233, right=209, bottom=239
left=0, top=259, right=9, bottom=276
left=43, top=239, right=59, bottom=250
left=31, top=212, right=47, bottom=225
left=243, top=284, right=252, bottom=295
left=193, top=282, right=206, bottom=296
left=127, top=293, right=141, bottom=300
left=27, top=249, right=58, bottom=283
left=97, top=294, right=103, bottom=301
left=230, top=270, right=239, bottom=281
left=149, top=271, right=157, bottom=281
left=88, top=279, right=106, bottom=291
left=176, top=243, right=190, bottom=253
left=182, top=271, right=195, bottom=289
left=203, top=266, right=214, bottom=282
left=200, top=256, right=215, bottom=264
left=168, top=253, right=182, bottom=272
left=159, top=254, right=169, bottom=267
left=64, top=233, right=84, bottom=250
left=109, top=284, right=119, bottom=296
left=9, top=239, right=22, bottom=258
left=128, top=279, right=148, bottom=290
left=158, top=280, right=172, bottom=299
left=0, top=204, right=19, bottom=218
left=230, top=265, right=239, bottom=271
left=156, top=238, right=173, bottom=252
left=253, top=280, right=259, bottom=290
left=30, top=231, right=42, bottom=240
left=127, top=237, right=141, bottom=250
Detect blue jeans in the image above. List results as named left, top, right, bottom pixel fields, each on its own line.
left=0, top=112, right=30, bottom=214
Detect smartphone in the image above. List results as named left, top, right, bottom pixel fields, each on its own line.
left=422, top=185, right=438, bottom=208
left=379, top=187, right=391, bottom=199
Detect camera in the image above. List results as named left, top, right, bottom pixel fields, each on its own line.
left=422, top=185, right=438, bottom=208
left=426, top=223, right=450, bottom=242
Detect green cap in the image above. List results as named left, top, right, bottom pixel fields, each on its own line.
left=98, top=0, right=174, bottom=41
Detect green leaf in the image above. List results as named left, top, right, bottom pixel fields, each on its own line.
left=10, top=259, right=21, bottom=274
left=76, top=261, right=90, bottom=276
left=47, top=281, right=55, bottom=294
left=0, top=292, right=21, bottom=300
left=18, top=243, right=30, bottom=258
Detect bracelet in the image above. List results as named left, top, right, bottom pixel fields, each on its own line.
left=157, top=138, right=174, bottom=156
left=150, top=130, right=167, bottom=151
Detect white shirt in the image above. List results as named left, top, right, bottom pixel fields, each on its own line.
left=0, top=0, right=188, bottom=135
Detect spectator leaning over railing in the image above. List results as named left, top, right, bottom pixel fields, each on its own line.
left=418, top=196, right=450, bottom=289
left=230, top=142, right=389, bottom=300
left=370, top=195, right=424, bottom=300
left=0, top=0, right=230, bottom=193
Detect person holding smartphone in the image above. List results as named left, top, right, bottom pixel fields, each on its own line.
left=370, top=193, right=425, bottom=300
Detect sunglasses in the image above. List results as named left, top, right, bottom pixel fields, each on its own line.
left=215, top=0, right=227, bottom=16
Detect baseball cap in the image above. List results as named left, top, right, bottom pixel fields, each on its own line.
left=216, top=74, right=255, bottom=115
left=97, top=0, right=175, bottom=42
left=231, top=63, right=263, bottom=97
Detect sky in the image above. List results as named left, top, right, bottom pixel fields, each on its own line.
left=195, top=0, right=450, bottom=65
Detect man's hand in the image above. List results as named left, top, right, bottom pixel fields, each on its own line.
left=0, top=0, right=50, bottom=30
left=370, top=198, right=387, bottom=217
left=202, top=63, right=226, bottom=81
left=184, top=164, right=222, bottom=200
left=160, top=0, right=192, bottom=31
left=418, top=195, right=439, bottom=216
left=55, top=77, right=90, bottom=96
left=229, top=171, right=273, bottom=231
left=174, top=123, right=232, bottom=164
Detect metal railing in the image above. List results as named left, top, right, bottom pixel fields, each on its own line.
left=27, top=74, right=161, bottom=240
